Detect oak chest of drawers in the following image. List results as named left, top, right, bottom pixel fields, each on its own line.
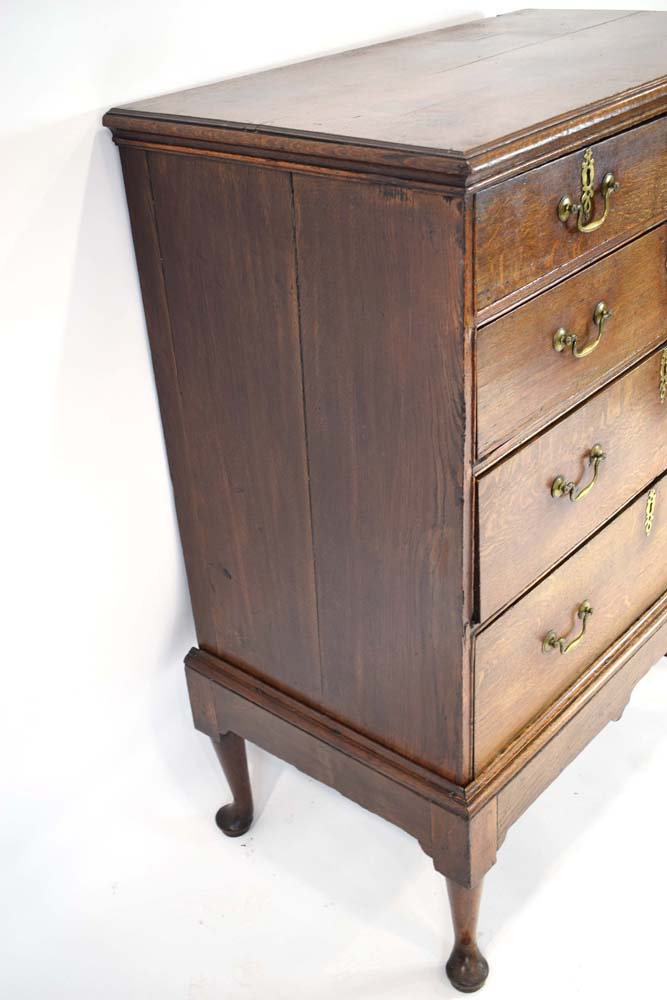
left=105, top=9, right=667, bottom=991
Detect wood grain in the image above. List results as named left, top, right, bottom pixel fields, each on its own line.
left=293, top=175, right=469, bottom=781
left=430, top=802, right=498, bottom=888
left=119, top=147, right=217, bottom=646
left=445, top=880, right=489, bottom=993
left=211, top=732, right=254, bottom=837
left=147, top=152, right=322, bottom=700
left=187, top=650, right=500, bottom=888
left=190, top=662, right=435, bottom=849
left=476, top=226, right=667, bottom=459
left=478, top=347, right=667, bottom=620
left=497, top=613, right=667, bottom=835
left=475, top=476, right=667, bottom=770
left=108, top=20, right=667, bottom=984
left=185, top=586, right=667, bottom=825
left=105, top=11, right=667, bottom=185
left=185, top=645, right=466, bottom=812
left=475, top=117, right=667, bottom=310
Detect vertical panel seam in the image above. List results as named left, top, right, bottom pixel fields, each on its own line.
left=289, top=171, right=325, bottom=699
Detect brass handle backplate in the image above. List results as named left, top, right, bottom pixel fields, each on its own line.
left=557, top=148, right=619, bottom=233
left=551, top=444, right=606, bottom=502
left=553, top=301, right=611, bottom=359
left=645, top=489, right=657, bottom=536
left=543, top=600, right=594, bottom=655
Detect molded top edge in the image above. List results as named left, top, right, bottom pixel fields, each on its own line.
left=104, top=9, right=667, bottom=186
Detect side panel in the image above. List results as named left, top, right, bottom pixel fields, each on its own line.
left=120, top=147, right=216, bottom=646
left=294, top=177, right=468, bottom=780
left=139, top=151, right=322, bottom=701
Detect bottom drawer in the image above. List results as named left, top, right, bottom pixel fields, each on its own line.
left=497, top=593, right=667, bottom=836
left=474, top=474, right=667, bottom=771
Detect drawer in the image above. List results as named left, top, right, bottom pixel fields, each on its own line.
left=478, top=346, right=667, bottom=620
left=474, top=475, right=667, bottom=771
left=475, top=117, right=667, bottom=312
left=476, top=226, right=667, bottom=459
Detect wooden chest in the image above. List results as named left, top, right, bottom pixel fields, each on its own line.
left=105, top=10, right=667, bottom=991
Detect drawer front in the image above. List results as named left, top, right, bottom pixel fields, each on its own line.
left=478, top=347, right=667, bottom=620
left=475, top=117, right=667, bottom=312
left=477, top=226, right=667, bottom=459
left=475, top=476, right=667, bottom=770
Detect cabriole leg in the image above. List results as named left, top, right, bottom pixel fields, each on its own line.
left=445, top=878, right=489, bottom=993
left=211, top=731, right=254, bottom=837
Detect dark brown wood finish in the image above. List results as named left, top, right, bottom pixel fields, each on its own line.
left=119, top=147, right=215, bottom=645
left=114, top=9, right=635, bottom=152
left=185, top=581, right=667, bottom=861
left=104, top=11, right=667, bottom=187
left=147, top=152, right=322, bottom=701
left=476, top=226, right=667, bottom=459
left=211, top=732, right=254, bottom=837
left=293, top=175, right=468, bottom=781
left=108, top=12, right=667, bottom=992
left=478, top=346, right=667, bottom=620
left=475, top=117, right=667, bottom=310
left=446, top=880, right=489, bottom=993
left=475, top=475, right=667, bottom=770
left=496, top=610, right=667, bottom=835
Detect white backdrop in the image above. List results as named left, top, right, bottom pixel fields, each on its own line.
left=2, top=3, right=667, bottom=998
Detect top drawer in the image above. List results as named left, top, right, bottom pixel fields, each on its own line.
left=475, top=117, right=667, bottom=312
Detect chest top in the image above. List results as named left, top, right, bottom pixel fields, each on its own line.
left=105, top=9, right=667, bottom=185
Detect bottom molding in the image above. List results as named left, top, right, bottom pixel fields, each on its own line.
left=496, top=603, right=667, bottom=840
left=185, top=590, right=667, bottom=884
left=188, top=653, right=430, bottom=847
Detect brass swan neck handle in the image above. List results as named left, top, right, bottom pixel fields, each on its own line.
left=553, top=301, right=611, bottom=359
left=551, top=444, right=606, bottom=502
left=543, top=600, right=594, bottom=655
left=557, top=148, right=619, bottom=234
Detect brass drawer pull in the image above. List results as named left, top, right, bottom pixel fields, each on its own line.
left=557, top=148, right=619, bottom=233
left=551, top=444, right=606, bottom=502
left=543, top=600, right=594, bottom=655
left=553, top=301, right=611, bottom=359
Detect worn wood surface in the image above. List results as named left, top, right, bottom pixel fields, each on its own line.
left=188, top=661, right=435, bottom=849
left=496, top=611, right=667, bottom=835
left=186, top=585, right=667, bottom=834
left=430, top=802, right=498, bottom=888
left=119, top=147, right=216, bottom=646
left=465, top=590, right=667, bottom=805
left=185, top=647, right=467, bottom=809
left=476, top=226, right=667, bottom=460
left=293, top=175, right=469, bottom=781
left=187, top=650, right=500, bottom=888
left=105, top=11, right=667, bottom=189
left=147, top=152, right=322, bottom=700
left=475, top=476, right=667, bottom=770
left=478, top=347, right=667, bottom=620
left=211, top=732, right=254, bottom=837
left=445, top=879, right=489, bottom=993
left=109, top=19, right=667, bottom=986
left=475, top=116, right=667, bottom=310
